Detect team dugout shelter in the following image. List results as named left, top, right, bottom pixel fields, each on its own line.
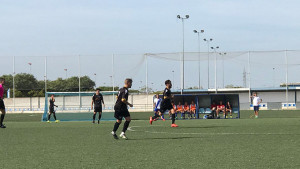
left=156, top=93, right=240, bottom=119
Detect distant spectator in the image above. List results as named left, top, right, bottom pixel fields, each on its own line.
left=250, top=92, right=262, bottom=118
left=216, top=101, right=225, bottom=119
left=176, top=102, right=184, bottom=119
left=225, top=101, right=233, bottom=118
left=183, top=102, right=190, bottom=119
left=190, top=101, right=196, bottom=119
left=210, top=101, right=217, bottom=119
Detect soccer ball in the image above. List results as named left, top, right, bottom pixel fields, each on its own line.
left=203, top=115, right=208, bottom=119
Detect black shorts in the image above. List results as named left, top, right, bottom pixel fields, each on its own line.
left=114, top=109, right=130, bottom=120
left=254, top=106, right=259, bottom=111
left=94, top=106, right=102, bottom=112
left=0, top=99, right=5, bottom=110
left=49, top=107, right=55, bottom=113
left=160, top=100, right=173, bottom=113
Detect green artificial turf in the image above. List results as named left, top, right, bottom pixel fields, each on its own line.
left=1, top=111, right=300, bottom=169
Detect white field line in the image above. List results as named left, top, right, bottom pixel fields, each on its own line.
left=129, top=126, right=298, bottom=135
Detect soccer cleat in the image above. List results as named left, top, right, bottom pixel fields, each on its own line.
left=0, top=124, right=6, bottom=128
left=111, top=131, right=119, bottom=139
left=230, top=115, right=233, bottom=118
left=171, top=124, right=179, bottom=127
left=92, top=120, right=95, bottom=124
left=55, top=120, right=60, bottom=123
left=255, top=116, right=258, bottom=119
left=162, top=118, right=166, bottom=121
left=120, top=132, right=128, bottom=140
left=149, top=117, right=153, bottom=125
left=98, top=120, right=100, bottom=124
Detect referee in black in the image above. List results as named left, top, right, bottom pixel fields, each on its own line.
left=91, top=88, right=105, bottom=124
left=111, top=78, right=133, bottom=140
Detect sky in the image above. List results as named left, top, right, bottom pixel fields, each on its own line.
left=0, top=0, right=300, bottom=90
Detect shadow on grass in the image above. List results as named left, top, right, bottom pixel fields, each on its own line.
left=180, top=126, right=231, bottom=129
left=128, top=136, right=201, bottom=141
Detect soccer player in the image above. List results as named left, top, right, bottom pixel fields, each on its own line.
left=183, top=102, right=190, bottom=119
left=47, top=94, right=59, bottom=123
left=0, top=78, right=6, bottom=128
left=153, top=94, right=165, bottom=121
left=91, top=88, right=105, bottom=124
left=251, top=92, right=262, bottom=118
left=111, top=78, right=133, bottom=139
left=216, top=101, right=225, bottom=119
left=190, top=101, right=196, bottom=119
left=150, top=80, right=178, bottom=127
left=225, top=101, right=233, bottom=118
left=176, top=102, right=184, bottom=119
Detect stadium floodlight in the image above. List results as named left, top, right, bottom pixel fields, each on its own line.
left=211, top=46, right=220, bottom=93
left=203, top=38, right=213, bottom=89
left=64, top=69, right=68, bottom=79
left=177, top=14, right=189, bottom=94
left=219, top=52, right=227, bottom=88
left=28, top=62, right=32, bottom=74
left=194, top=29, right=205, bottom=89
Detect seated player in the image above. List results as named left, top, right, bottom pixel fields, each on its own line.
left=176, top=102, right=184, bottom=119
left=225, top=101, right=233, bottom=118
left=210, top=101, right=217, bottom=119
left=183, top=102, right=190, bottom=119
left=216, top=101, right=225, bottom=119
left=190, top=101, right=196, bottom=119
left=153, top=94, right=165, bottom=121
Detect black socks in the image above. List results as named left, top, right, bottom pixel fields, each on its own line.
left=122, top=121, right=130, bottom=133
left=0, top=114, right=5, bottom=125
left=172, top=114, right=176, bottom=124
left=113, top=122, right=121, bottom=132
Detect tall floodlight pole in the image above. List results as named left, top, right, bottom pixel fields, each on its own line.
left=94, top=73, right=97, bottom=88
left=13, top=56, right=15, bottom=110
left=44, top=56, right=47, bottom=95
left=28, top=62, right=32, bottom=74
left=193, top=29, right=204, bottom=89
left=203, top=38, right=213, bottom=89
left=219, top=52, right=227, bottom=88
left=64, top=69, right=68, bottom=79
left=78, top=55, right=81, bottom=108
left=285, top=50, right=288, bottom=108
left=211, top=46, right=219, bottom=93
left=172, top=70, right=175, bottom=88
left=177, top=15, right=189, bottom=94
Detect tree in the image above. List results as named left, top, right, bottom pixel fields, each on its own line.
left=96, top=86, right=120, bottom=91
left=225, top=84, right=243, bottom=88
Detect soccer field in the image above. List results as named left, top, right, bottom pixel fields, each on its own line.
left=1, top=111, right=300, bottom=169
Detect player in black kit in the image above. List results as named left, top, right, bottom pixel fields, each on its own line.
left=111, top=78, right=133, bottom=139
left=47, top=94, right=59, bottom=123
left=91, top=88, right=105, bottom=124
left=150, top=80, right=178, bottom=127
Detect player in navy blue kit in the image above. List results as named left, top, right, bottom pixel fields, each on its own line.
left=111, top=78, right=133, bottom=139
left=91, top=88, right=105, bottom=124
left=150, top=80, right=178, bottom=127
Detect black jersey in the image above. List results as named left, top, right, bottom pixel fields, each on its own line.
left=163, top=88, right=171, bottom=101
left=160, top=87, right=173, bottom=112
left=93, top=93, right=104, bottom=107
left=115, top=87, right=129, bottom=110
left=49, top=99, right=55, bottom=109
